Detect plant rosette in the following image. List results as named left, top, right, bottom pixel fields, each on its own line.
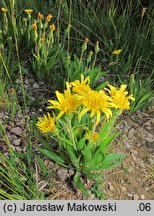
left=36, top=74, right=135, bottom=196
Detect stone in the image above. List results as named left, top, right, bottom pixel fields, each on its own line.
left=148, top=106, right=154, bottom=113
left=88, top=194, right=96, bottom=200
left=141, top=194, right=145, bottom=200
left=148, top=158, right=154, bottom=165
left=126, top=143, right=131, bottom=149
left=121, top=187, right=127, bottom=192
left=127, top=193, right=133, bottom=198
left=128, top=167, right=133, bottom=173
left=132, top=154, right=137, bottom=162
left=133, top=194, right=139, bottom=200
left=124, top=121, right=131, bottom=131
left=128, top=128, right=136, bottom=139
left=108, top=182, right=114, bottom=192
left=25, top=78, right=29, bottom=85
left=33, top=83, right=39, bottom=89
left=130, top=149, right=138, bottom=155
left=68, top=169, right=75, bottom=176
left=150, top=119, right=154, bottom=125
left=16, top=120, right=24, bottom=127
left=12, top=139, right=21, bottom=146
left=146, top=133, right=154, bottom=143
left=146, top=126, right=151, bottom=130
left=57, top=168, right=68, bottom=182
left=138, top=159, right=145, bottom=168
left=121, top=180, right=124, bottom=184
left=11, top=127, right=23, bottom=136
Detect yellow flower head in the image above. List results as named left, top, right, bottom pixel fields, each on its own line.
left=32, top=22, right=37, bottom=31
left=1, top=8, right=7, bottom=12
left=38, top=12, right=44, bottom=20
left=107, top=83, right=135, bottom=110
left=48, top=90, right=81, bottom=119
left=78, top=90, right=112, bottom=125
left=85, top=131, right=99, bottom=142
left=36, top=113, right=56, bottom=133
left=112, top=49, right=122, bottom=55
left=69, top=74, right=91, bottom=96
left=24, top=9, right=33, bottom=14
left=50, top=23, right=55, bottom=31
left=46, top=14, right=52, bottom=22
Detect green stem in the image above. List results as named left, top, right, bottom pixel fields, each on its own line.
left=67, top=115, right=77, bottom=151
left=89, top=117, right=97, bottom=153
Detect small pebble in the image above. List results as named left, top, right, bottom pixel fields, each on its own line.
left=121, top=187, right=127, bottom=192
left=25, top=78, right=29, bottom=85
left=121, top=180, right=124, bottom=184
left=128, top=128, right=135, bottom=139
left=57, top=168, right=68, bottom=182
left=127, top=193, right=133, bottom=198
left=133, top=194, right=139, bottom=200
left=33, top=83, right=39, bottom=89
left=148, top=158, right=154, bottom=165
left=11, top=127, right=23, bottom=136
left=132, top=154, right=137, bottom=162
left=130, top=149, right=138, bottom=155
left=128, top=167, right=133, bottom=173
left=126, top=143, right=131, bottom=149
left=141, top=194, right=145, bottom=200
left=12, top=139, right=21, bottom=146
left=108, top=182, right=114, bottom=192
left=146, top=133, right=154, bottom=143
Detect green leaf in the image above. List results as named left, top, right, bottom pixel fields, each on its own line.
left=59, top=137, right=74, bottom=147
left=81, top=145, right=93, bottom=166
left=77, top=137, right=86, bottom=151
left=38, top=148, right=67, bottom=167
left=37, top=157, right=48, bottom=176
left=73, top=171, right=90, bottom=196
left=95, top=81, right=108, bottom=90
left=84, top=153, right=125, bottom=171
left=99, top=121, right=114, bottom=140
left=137, top=92, right=153, bottom=105
left=83, top=171, right=101, bottom=180
left=92, top=150, right=104, bottom=165
left=99, top=131, right=120, bottom=149
left=104, top=153, right=125, bottom=164
left=46, top=52, right=58, bottom=70
left=66, top=145, right=79, bottom=168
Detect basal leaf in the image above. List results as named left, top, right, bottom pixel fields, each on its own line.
left=38, top=148, right=67, bottom=167
left=73, top=171, right=90, bottom=196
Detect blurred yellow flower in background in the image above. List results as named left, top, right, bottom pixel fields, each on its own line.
left=32, top=22, right=37, bottom=31
left=36, top=113, right=56, bottom=133
left=112, top=49, right=122, bottom=55
left=38, top=12, right=44, bottom=20
left=1, top=8, right=7, bottom=12
left=46, top=14, right=52, bottom=22
left=50, top=24, right=56, bottom=31
left=24, top=9, right=33, bottom=14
